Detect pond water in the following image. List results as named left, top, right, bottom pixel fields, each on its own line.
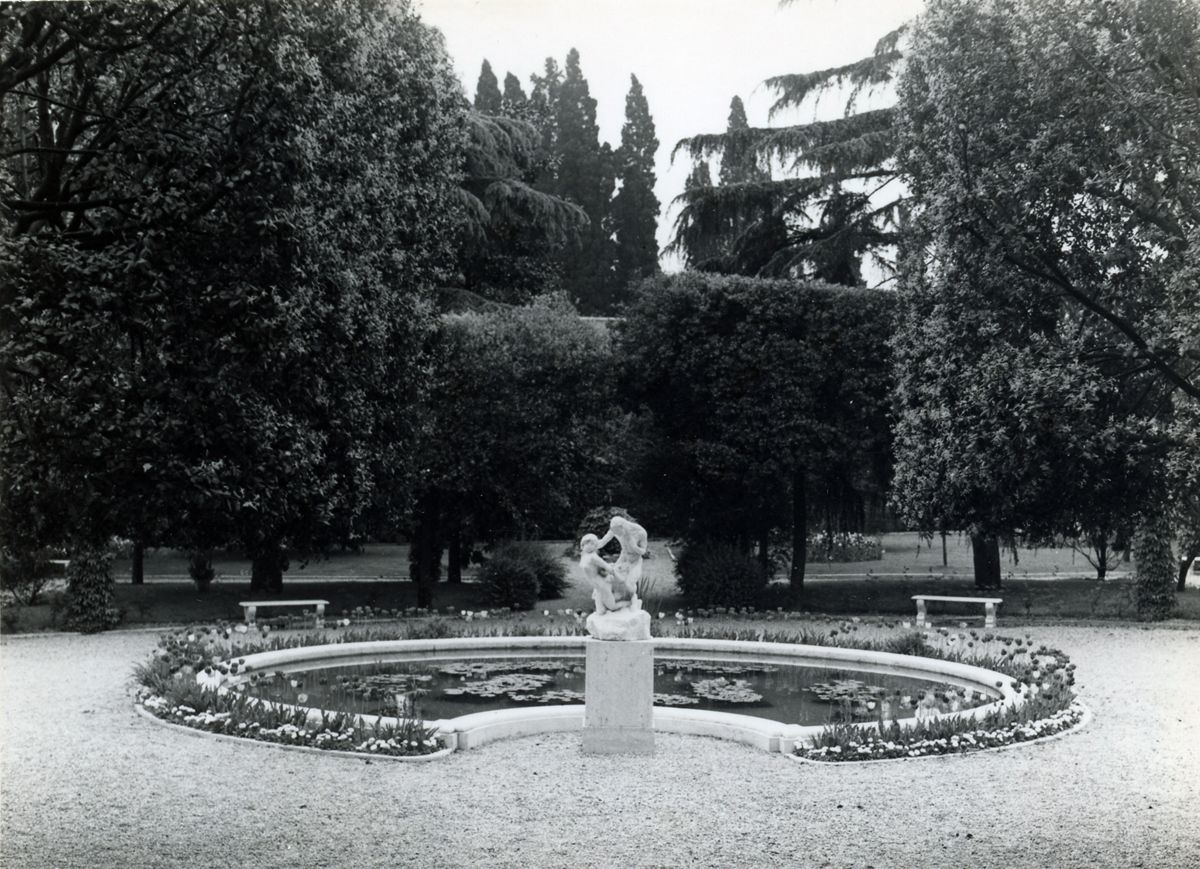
left=235, top=653, right=997, bottom=725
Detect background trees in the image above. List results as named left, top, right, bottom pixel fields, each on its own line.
left=611, top=75, right=661, bottom=298
left=670, top=24, right=905, bottom=282
left=1, top=0, right=465, bottom=593
left=474, top=50, right=662, bottom=314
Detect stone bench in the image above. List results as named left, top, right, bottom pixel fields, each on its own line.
left=912, top=595, right=1002, bottom=629
left=239, top=599, right=329, bottom=629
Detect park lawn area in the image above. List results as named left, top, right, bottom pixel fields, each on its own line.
left=10, top=531, right=1191, bottom=633
left=106, top=532, right=1132, bottom=584
left=8, top=571, right=1198, bottom=634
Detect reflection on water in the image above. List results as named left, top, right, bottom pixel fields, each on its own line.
left=236, top=655, right=996, bottom=725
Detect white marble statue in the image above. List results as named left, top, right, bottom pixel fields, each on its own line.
left=596, top=515, right=648, bottom=601
left=582, top=516, right=651, bottom=641
left=579, top=533, right=630, bottom=614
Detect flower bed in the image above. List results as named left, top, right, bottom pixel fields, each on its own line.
left=793, top=636, right=1079, bottom=762
left=133, top=627, right=442, bottom=757
left=806, top=532, right=883, bottom=562
left=131, top=616, right=1079, bottom=761
left=795, top=701, right=1085, bottom=761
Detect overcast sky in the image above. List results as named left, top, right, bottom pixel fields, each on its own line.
left=416, top=0, right=925, bottom=266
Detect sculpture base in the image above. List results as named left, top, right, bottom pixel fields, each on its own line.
left=582, top=638, right=654, bottom=755
left=585, top=606, right=652, bottom=641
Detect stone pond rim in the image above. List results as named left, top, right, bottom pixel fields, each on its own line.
left=211, top=635, right=1026, bottom=754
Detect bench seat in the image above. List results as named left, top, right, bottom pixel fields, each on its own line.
left=239, top=599, right=329, bottom=628
left=912, top=595, right=1002, bottom=628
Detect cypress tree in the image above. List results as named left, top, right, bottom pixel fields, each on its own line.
left=612, top=74, right=661, bottom=299
left=474, top=59, right=501, bottom=112
left=501, top=72, right=528, bottom=116
left=552, top=48, right=617, bottom=314
left=719, top=96, right=769, bottom=185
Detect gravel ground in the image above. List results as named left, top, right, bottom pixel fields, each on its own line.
left=2, top=623, right=1198, bottom=868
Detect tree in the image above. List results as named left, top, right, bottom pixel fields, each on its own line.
left=473, top=59, right=502, bottom=112
left=670, top=22, right=906, bottom=282
left=454, top=108, right=586, bottom=304
left=891, top=0, right=1197, bottom=601
left=548, top=49, right=618, bottom=314
left=406, top=301, right=621, bottom=607
left=501, top=72, right=529, bottom=117
left=618, top=274, right=894, bottom=586
left=896, top=0, right=1200, bottom=403
left=611, top=74, right=661, bottom=299
left=718, top=97, right=770, bottom=188
left=0, top=0, right=465, bottom=603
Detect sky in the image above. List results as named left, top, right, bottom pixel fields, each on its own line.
left=415, top=0, right=925, bottom=268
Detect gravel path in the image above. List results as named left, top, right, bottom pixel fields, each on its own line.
left=2, top=623, right=1198, bottom=868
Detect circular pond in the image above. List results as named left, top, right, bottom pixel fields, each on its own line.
left=234, top=651, right=997, bottom=726
left=221, top=637, right=1022, bottom=753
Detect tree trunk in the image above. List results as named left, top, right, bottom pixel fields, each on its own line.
left=757, top=522, right=771, bottom=574
left=1092, top=534, right=1108, bottom=582
left=970, top=534, right=1001, bottom=589
left=790, top=468, right=807, bottom=588
left=447, top=510, right=464, bottom=584
left=410, top=492, right=442, bottom=609
left=940, top=530, right=948, bottom=568
left=1177, top=537, right=1199, bottom=591
left=131, top=540, right=144, bottom=585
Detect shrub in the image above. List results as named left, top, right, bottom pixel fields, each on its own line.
left=1134, top=506, right=1176, bottom=620
left=188, top=550, right=216, bottom=593
left=0, top=547, right=59, bottom=606
left=491, top=542, right=568, bottom=599
left=63, top=547, right=122, bottom=633
left=674, top=542, right=768, bottom=609
left=478, top=550, right=540, bottom=611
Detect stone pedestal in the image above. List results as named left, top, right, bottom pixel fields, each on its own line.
left=581, top=638, right=655, bottom=755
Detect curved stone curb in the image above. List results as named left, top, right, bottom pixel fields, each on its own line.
left=133, top=703, right=456, bottom=763
left=785, top=702, right=1092, bottom=765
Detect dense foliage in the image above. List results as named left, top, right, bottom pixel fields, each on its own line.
left=62, top=547, right=121, bottom=633
left=618, top=273, right=894, bottom=585
left=406, top=302, right=622, bottom=606
left=891, top=0, right=1198, bottom=601
left=0, top=0, right=466, bottom=609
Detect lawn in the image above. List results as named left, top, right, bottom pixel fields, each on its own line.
left=103, top=532, right=1130, bottom=583
left=6, top=531, right=1196, bottom=632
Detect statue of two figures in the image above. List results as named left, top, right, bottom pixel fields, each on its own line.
left=579, top=516, right=652, bottom=641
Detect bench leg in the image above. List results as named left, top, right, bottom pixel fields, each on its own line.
left=245, top=605, right=256, bottom=627
left=915, top=599, right=927, bottom=628
left=985, top=603, right=996, bottom=628
left=315, top=603, right=325, bottom=629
